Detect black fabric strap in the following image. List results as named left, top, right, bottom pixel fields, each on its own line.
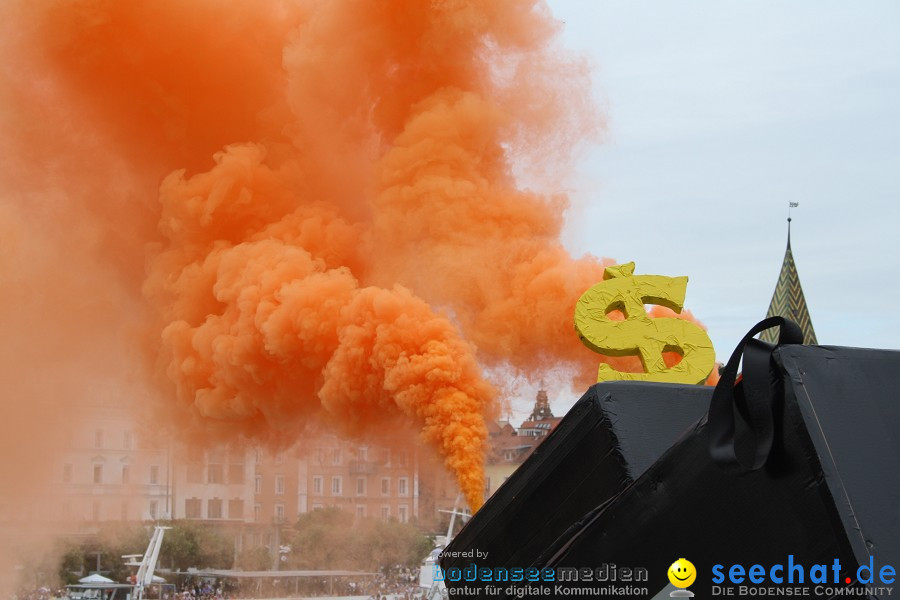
left=708, top=317, right=803, bottom=471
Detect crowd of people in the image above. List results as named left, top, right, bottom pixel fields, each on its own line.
left=163, top=565, right=435, bottom=600
left=8, top=563, right=439, bottom=600
left=174, top=581, right=230, bottom=600
left=8, top=587, right=59, bottom=600
left=359, top=565, right=431, bottom=599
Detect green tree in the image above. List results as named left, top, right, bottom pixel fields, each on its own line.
left=288, top=508, right=355, bottom=569
left=193, top=525, right=233, bottom=569
left=359, top=519, right=431, bottom=570
left=95, top=523, right=152, bottom=582
left=57, top=544, right=85, bottom=586
left=159, top=521, right=233, bottom=571
left=234, top=547, right=271, bottom=571
left=159, top=523, right=198, bottom=571
left=285, top=509, right=431, bottom=571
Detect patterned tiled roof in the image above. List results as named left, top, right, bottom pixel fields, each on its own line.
left=760, top=219, right=818, bottom=345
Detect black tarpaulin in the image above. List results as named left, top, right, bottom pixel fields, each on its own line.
left=531, top=344, right=900, bottom=600
left=777, top=345, right=900, bottom=567
left=441, top=382, right=710, bottom=599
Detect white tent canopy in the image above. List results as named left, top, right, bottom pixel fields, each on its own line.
left=79, top=574, right=114, bottom=584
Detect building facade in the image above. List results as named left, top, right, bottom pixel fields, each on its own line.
left=11, top=386, right=562, bottom=564
left=57, top=395, right=172, bottom=529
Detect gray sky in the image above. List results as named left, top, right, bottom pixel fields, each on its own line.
left=512, top=1, right=900, bottom=419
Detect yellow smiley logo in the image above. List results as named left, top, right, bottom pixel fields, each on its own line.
left=668, top=558, right=696, bottom=588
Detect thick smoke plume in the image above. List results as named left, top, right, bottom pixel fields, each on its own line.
left=1, top=0, right=714, bottom=521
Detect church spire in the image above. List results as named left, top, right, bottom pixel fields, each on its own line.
left=759, top=210, right=818, bottom=345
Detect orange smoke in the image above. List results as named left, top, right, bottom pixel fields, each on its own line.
left=1, top=0, right=715, bottom=512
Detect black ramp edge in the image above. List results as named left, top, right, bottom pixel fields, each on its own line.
left=454, top=329, right=900, bottom=600
left=776, top=345, right=900, bottom=568
left=442, top=381, right=711, bottom=600
left=536, top=392, right=866, bottom=599
left=599, top=381, right=712, bottom=479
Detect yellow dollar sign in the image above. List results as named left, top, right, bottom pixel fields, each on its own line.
left=574, top=262, right=715, bottom=384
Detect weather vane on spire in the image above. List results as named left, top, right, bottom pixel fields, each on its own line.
left=788, top=201, right=799, bottom=222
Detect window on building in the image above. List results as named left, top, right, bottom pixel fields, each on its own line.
left=185, top=498, right=202, bottom=519
left=94, top=429, right=103, bottom=449
left=255, top=475, right=262, bottom=494
left=275, top=452, right=284, bottom=465
left=122, top=465, right=130, bottom=485
left=358, top=447, right=368, bottom=461
left=381, top=477, right=390, bottom=496
left=229, top=499, right=244, bottom=520
left=149, top=500, right=158, bottom=520
left=123, top=431, right=132, bottom=450
left=275, top=475, right=285, bottom=495
left=331, top=476, right=342, bottom=496
left=398, top=504, right=408, bottom=523
left=253, top=504, right=261, bottom=522
left=186, top=464, right=203, bottom=483
left=315, top=447, right=324, bottom=464
left=381, top=506, right=390, bottom=520
left=313, top=476, right=323, bottom=495
left=398, top=451, right=408, bottom=467
left=356, top=505, right=366, bottom=519
left=275, top=504, right=285, bottom=523
left=381, top=449, right=391, bottom=466
left=356, top=477, right=366, bottom=496
left=398, top=477, right=408, bottom=497
left=207, top=463, right=223, bottom=484
left=332, top=449, right=341, bottom=466
left=63, top=463, right=72, bottom=483
left=229, top=464, right=244, bottom=484
left=149, top=465, right=159, bottom=485
left=208, top=498, right=222, bottom=519
left=93, top=464, right=103, bottom=484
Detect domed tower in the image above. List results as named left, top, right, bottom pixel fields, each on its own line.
left=527, top=381, right=554, bottom=422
